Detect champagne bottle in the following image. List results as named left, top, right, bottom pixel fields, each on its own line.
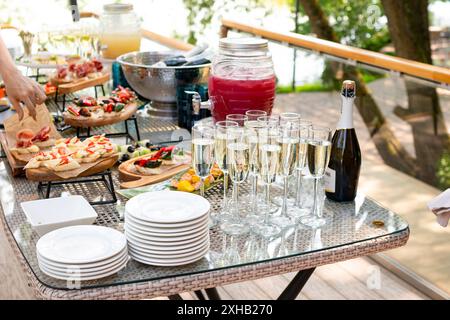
left=325, top=80, right=361, bottom=202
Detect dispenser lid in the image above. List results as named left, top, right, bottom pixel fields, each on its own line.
left=104, top=3, right=133, bottom=13
left=219, top=37, right=268, bottom=51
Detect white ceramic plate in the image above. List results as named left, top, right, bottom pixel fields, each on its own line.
left=124, top=223, right=208, bottom=243
left=125, top=230, right=209, bottom=249
left=124, top=217, right=209, bottom=237
left=21, top=195, right=98, bottom=237
left=129, top=247, right=209, bottom=266
left=125, top=191, right=210, bottom=224
left=38, top=252, right=129, bottom=274
left=125, top=208, right=209, bottom=229
left=126, top=242, right=209, bottom=259
left=36, top=225, right=127, bottom=264
left=37, top=247, right=128, bottom=269
left=39, top=259, right=128, bottom=281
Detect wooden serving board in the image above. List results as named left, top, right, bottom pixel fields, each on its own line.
left=1, top=105, right=62, bottom=176
left=0, top=130, right=24, bottom=176
left=63, top=102, right=139, bottom=128
left=26, top=154, right=118, bottom=182
left=118, top=153, right=191, bottom=189
left=51, top=73, right=110, bottom=95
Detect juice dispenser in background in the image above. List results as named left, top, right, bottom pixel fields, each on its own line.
left=99, top=4, right=141, bottom=60
left=188, top=37, right=276, bottom=124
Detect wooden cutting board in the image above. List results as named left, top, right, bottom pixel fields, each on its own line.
left=63, top=102, right=139, bottom=128
left=118, top=153, right=191, bottom=189
left=26, top=154, right=118, bottom=182
left=1, top=104, right=62, bottom=176
left=51, top=73, right=110, bottom=95
left=0, top=130, right=24, bottom=176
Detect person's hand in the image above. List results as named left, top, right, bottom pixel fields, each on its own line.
left=2, top=68, right=47, bottom=120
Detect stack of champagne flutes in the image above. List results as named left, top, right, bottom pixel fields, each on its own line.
left=191, top=110, right=332, bottom=241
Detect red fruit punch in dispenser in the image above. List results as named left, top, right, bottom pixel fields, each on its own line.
left=208, top=75, right=276, bottom=122
left=207, top=37, right=276, bottom=123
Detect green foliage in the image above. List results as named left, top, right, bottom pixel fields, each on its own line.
left=437, top=151, right=450, bottom=189
left=182, top=0, right=269, bottom=44
left=276, top=82, right=334, bottom=93
left=290, top=0, right=391, bottom=51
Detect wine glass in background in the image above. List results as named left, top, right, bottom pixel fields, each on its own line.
left=245, top=109, right=267, bottom=121
left=288, top=119, right=313, bottom=219
left=191, top=125, right=215, bottom=199
left=214, top=120, right=239, bottom=222
left=253, top=126, right=281, bottom=238
left=270, top=122, right=300, bottom=229
left=37, top=26, right=49, bottom=52
left=300, top=126, right=332, bottom=228
left=226, top=114, right=248, bottom=127
left=221, top=126, right=250, bottom=236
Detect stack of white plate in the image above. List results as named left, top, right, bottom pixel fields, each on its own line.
left=36, top=225, right=128, bottom=281
left=125, top=191, right=210, bottom=266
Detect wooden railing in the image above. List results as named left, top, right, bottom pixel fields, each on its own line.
left=221, top=19, right=450, bottom=85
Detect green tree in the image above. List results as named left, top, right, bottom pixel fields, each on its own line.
left=290, top=0, right=390, bottom=51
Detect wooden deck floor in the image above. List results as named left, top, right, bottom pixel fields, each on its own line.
left=0, top=217, right=428, bottom=300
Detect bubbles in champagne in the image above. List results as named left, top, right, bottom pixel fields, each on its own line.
left=192, top=138, right=214, bottom=178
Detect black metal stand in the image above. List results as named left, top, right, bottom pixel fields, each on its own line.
left=37, top=169, right=117, bottom=205
left=27, top=67, right=47, bottom=84
left=205, top=288, right=221, bottom=300
left=75, top=115, right=141, bottom=142
left=194, top=290, right=207, bottom=300
left=277, top=268, right=315, bottom=300
left=170, top=268, right=316, bottom=301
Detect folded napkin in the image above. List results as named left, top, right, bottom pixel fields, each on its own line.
left=427, top=189, right=450, bottom=227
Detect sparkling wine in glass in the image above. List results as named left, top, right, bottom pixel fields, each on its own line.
left=214, top=120, right=239, bottom=222
left=253, top=127, right=281, bottom=238
left=221, top=126, right=250, bottom=236
left=300, top=126, right=332, bottom=228
left=191, top=125, right=215, bottom=198
left=272, top=112, right=301, bottom=207
left=244, top=120, right=266, bottom=218
left=270, top=123, right=300, bottom=229
left=288, top=120, right=313, bottom=219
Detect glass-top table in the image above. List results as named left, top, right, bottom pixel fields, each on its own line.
left=0, top=99, right=409, bottom=300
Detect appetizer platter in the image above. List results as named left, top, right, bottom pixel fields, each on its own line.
left=63, top=86, right=140, bottom=128
left=25, top=134, right=118, bottom=181
left=118, top=145, right=191, bottom=189
left=0, top=104, right=62, bottom=175
left=47, top=59, right=110, bottom=97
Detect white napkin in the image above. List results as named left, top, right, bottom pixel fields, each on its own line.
left=427, top=189, right=450, bottom=227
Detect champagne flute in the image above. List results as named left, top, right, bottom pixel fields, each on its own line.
left=245, top=109, right=267, bottom=121
left=226, top=114, right=248, bottom=127
left=214, top=120, right=239, bottom=222
left=270, top=123, right=300, bottom=229
left=253, top=126, right=281, bottom=238
left=272, top=112, right=301, bottom=207
left=191, top=125, right=215, bottom=198
left=300, top=126, right=332, bottom=228
left=221, top=126, right=250, bottom=236
left=288, top=119, right=313, bottom=218
left=244, top=120, right=266, bottom=222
